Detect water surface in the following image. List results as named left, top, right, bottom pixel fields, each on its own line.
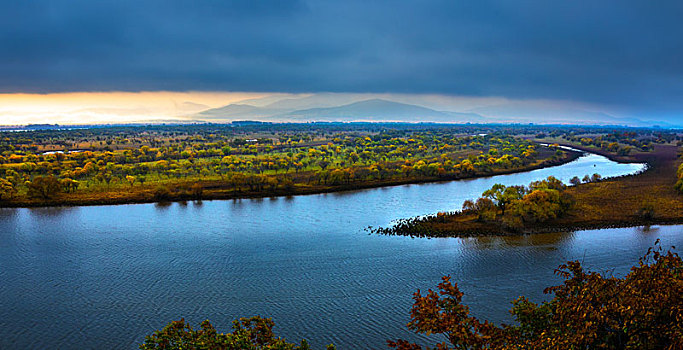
left=2, top=152, right=678, bottom=349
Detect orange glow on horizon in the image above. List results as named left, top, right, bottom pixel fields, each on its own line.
left=0, top=91, right=271, bottom=125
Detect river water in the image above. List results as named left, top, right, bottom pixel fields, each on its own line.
left=1, top=152, right=679, bottom=349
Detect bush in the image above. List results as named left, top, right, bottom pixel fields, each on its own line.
left=636, top=202, right=656, bottom=220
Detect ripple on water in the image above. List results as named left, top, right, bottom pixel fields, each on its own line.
left=0, top=153, right=673, bottom=349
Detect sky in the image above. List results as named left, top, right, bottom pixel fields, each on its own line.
left=0, top=92, right=265, bottom=124
left=1, top=1, right=682, bottom=124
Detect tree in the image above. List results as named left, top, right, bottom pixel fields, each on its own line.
left=60, top=178, right=79, bottom=193
left=482, top=183, right=506, bottom=212
left=317, top=159, right=331, bottom=170
left=126, top=175, right=136, bottom=187
left=140, top=316, right=335, bottom=350
left=389, top=243, right=683, bottom=349
left=482, top=184, right=527, bottom=215
left=569, top=176, right=581, bottom=186
left=26, top=175, right=62, bottom=199
left=153, top=185, right=171, bottom=200
left=474, top=197, right=496, bottom=222
left=508, top=188, right=562, bottom=223
left=190, top=183, right=203, bottom=199
left=461, top=199, right=475, bottom=213
left=0, top=178, right=16, bottom=200
left=529, top=176, right=565, bottom=191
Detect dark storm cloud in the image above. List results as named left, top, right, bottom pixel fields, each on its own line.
left=1, top=0, right=682, bottom=115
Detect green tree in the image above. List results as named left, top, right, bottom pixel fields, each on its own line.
left=482, top=183, right=506, bottom=212
left=140, top=316, right=335, bottom=350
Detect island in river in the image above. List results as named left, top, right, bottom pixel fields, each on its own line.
left=374, top=142, right=683, bottom=237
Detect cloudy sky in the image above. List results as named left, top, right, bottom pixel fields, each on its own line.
left=1, top=1, right=682, bottom=124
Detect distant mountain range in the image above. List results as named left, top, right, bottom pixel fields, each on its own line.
left=194, top=93, right=678, bottom=128
left=470, top=103, right=680, bottom=128
left=198, top=97, right=487, bottom=123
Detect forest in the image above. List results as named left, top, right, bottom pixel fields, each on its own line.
left=0, top=122, right=619, bottom=206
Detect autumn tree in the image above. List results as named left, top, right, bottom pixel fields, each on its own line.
left=389, top=243, right=683, bottom=349
left=60, top=178, right=79, bottom=193
left=0, top=178, right=16, bottom=200
left=482, top=184, right=526, bottom=215
left=26, top=175, right=62, bottom=199
left=474, top=197, right=497, bottom=222
left=126, top=175, right=136, bottom=187
left=508, top=188, right=563, bottom=223
left=569, top=176, right=581, bottom=186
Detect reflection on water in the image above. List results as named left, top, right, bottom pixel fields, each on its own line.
left=27, top=206, right=79, bottom=217
left=154, top=201, right=173, bottom=209
left=0, top=208, right=19, bottom=221
left=0, top=152, right=672, bottom=350
left=638, top=225, right=659, bottom=235
left=460, top=231, right=576, bottom=250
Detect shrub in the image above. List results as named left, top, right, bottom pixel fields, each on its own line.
left=636, top=201, right=656, bottom=220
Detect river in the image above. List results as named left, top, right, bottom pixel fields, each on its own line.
left=1, top=151, right=680, bottom=349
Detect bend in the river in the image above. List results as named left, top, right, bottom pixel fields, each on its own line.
left=3, top=149, right=677, bottom=350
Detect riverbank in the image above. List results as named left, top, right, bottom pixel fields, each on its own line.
left=0, top=149, right=581, bottom=208
left=373, top=144, right=682, bottom=237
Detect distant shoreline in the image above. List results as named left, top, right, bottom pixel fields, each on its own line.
left=0, top=148, right=582, bottom=209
